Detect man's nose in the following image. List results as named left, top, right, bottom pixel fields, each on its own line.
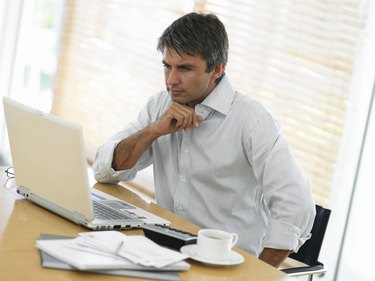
left=166, top=68, right=180, bottom=85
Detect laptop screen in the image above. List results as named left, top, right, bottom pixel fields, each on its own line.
left=3, top=97, right=94, bottom=220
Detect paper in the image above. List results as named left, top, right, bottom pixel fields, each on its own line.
left=35, top=231, right=190, bottom=271
left=38, top=233, right=182, bottom=281
left=74, top=231, right=188, bottom=268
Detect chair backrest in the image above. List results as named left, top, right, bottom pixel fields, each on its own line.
left=288, top=205, right=331, bottom=266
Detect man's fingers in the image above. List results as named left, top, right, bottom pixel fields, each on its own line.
left=176, top=114, right=192, bottom=130
left=193, top=115, right=203, bottom=128
left=167, top=102, right=203, bottom=131
left=172, top=111, right=185, bottom=128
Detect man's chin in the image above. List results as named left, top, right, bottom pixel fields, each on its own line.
left=170, top=95, right=187, bottom=104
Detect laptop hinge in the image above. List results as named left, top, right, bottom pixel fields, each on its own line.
left=73, top=212, right=86, bottom=224
left=17, top=185, right=31, bottom=197
left=17, top=186, right=85, bottom=224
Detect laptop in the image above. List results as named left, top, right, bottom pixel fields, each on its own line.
left=2, top=97, right=170, bottom=230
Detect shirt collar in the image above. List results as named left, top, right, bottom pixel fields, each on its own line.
left=195, top=75, right=235, bottom=119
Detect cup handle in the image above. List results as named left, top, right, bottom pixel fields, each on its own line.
left=231, top=233, right=239, bottom=247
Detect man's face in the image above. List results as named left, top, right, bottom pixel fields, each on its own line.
left=162, top=48, right=222, bottom=108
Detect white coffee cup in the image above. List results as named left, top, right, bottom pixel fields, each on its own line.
left=195, top=229, right=239, bottom=261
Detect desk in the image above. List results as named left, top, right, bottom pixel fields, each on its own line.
left=0, top=167, right=294, bottom=281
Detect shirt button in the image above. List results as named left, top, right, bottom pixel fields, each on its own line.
left=180, top=175, right=187, bottom=182
left=177, top=205, right=184, bottom=211
left=184, top=147, right=189, bottom=153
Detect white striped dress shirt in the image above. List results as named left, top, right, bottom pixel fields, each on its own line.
left=93, top=75, right=316, bottom=256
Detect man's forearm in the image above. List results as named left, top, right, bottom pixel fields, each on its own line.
left=111, top=101, right=204, bottom=171
left=112, top=125, right=160, bottom=171
left=259, top=248, right=290, bottom=268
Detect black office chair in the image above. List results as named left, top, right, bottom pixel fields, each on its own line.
left=281, top=205, right=331, bottom=281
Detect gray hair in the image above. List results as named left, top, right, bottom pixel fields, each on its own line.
left=157, top=12, right=228, bottom=76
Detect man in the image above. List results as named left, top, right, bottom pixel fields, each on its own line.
left=93, top=12, right=315, bottom=267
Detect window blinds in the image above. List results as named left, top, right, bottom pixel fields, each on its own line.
left=52, top=0, right=367, bottom=206
left=53, top=0, right=194, bottom=158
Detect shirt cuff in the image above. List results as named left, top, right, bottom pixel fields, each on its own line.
left=262, top=219, right=311, bottom=253
left=92, top=140, right=136, bottom=183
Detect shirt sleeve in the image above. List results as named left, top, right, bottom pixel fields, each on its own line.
left=246, top=113, right=316, bottom=253
left=92, top=94, right=162, bottom=184
left=92, top=131, right=139, bottom=184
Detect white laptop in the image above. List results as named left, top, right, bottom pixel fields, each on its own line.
left=2, top=97, right=170, bottom=230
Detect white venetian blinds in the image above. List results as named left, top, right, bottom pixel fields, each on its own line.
left=53, top=0, right=195, bottom=158
left=203, top=0, right=366, bottom=206
left=52, top=0, right=367, bottom=206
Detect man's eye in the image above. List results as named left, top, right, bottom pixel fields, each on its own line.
left=180, top=66, right=192, bottom=71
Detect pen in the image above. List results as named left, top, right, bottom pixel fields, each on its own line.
left=115, top=240, right=125, bottom=255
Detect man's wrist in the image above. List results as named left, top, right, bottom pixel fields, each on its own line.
left=259, top=248, right=290, bottom=268
left=146, top=122, right=165, bottom=138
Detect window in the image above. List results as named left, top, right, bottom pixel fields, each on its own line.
left=8, top=0, right=63, bottom=109
left=1, top=2, right=373, bottom=280
left=0, top=0, right=64, bottom=165
left=53, top=0, right=367, bottom=208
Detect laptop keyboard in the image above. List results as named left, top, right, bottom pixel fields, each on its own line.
left=93, top=201, right=133, bottom=221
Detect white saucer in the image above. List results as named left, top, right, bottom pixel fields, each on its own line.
left=180, top=245, right=244, bottom=266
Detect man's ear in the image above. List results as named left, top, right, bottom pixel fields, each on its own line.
left=212, top=63, right=226, bottom=80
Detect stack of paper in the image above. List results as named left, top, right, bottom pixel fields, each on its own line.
left=35, top=231, right=190, bottom=272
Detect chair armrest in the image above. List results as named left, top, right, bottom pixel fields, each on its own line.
left=281, top=264, right=326, bottom=276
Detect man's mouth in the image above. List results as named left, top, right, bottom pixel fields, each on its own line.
left=169, top=88, right=184, bottom=96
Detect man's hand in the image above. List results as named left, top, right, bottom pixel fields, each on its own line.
left=259, top=248, right=291, bottom=268
left=150, top=102, right=203, bottom=136
left=112, top=102, right=202, bottom=171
